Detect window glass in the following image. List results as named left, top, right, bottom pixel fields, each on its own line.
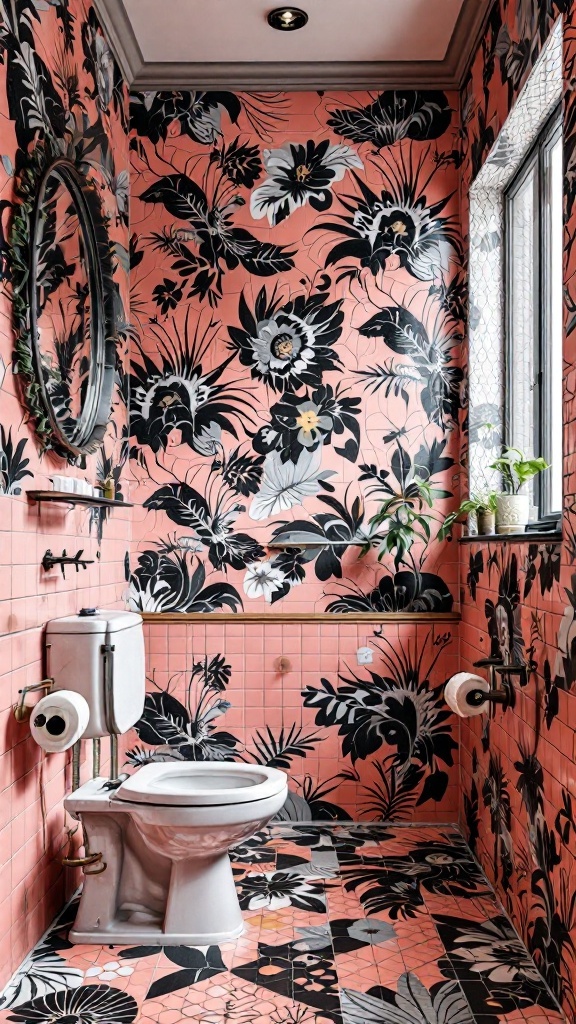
left=545, top=129, right=563, bottom=515
left=508, top=161, right=537, bottom=463
left=505, top=110, right=563, bottom=521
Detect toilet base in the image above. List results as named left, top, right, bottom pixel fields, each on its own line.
left=64, top=777, right=287, bottom=948
left=69, top=920, right=245, bottom=946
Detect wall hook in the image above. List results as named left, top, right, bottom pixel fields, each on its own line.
left=41, top=548, right=95, bottom=578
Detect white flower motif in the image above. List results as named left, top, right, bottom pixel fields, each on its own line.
left=128, top=575, right=170, bottom=612
left=84, top=961, right=134, bottom=983
left=94, top=33, right=114, bottom=109
left=0, top=944, right=83, bottom=1009
left=110, top=170, right=129, bottom=216
left=252, top=315, right=310, bottom=375
left=249, top=449, right=334, bottom=520
left=346, top=918, right=396, bottom=945
left=243, top=561, right=286, bottom=602
left=250, top=139, right=363, bottom=226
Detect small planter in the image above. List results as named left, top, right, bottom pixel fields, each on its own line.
left=495, top=493, right=530, bottom=535
left=477, top=510, right=496, bottom=535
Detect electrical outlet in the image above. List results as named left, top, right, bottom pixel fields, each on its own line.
left=357, top=646, right=373, bottom=665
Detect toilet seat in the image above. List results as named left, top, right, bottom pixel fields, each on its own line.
left=114, top=761, right=287, bottom=807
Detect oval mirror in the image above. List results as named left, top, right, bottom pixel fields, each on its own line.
left=28, top=158, right=115, bottom=458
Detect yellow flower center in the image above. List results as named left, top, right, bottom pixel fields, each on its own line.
left=159, top=392, right=179, bottom=408
left=272, top=333, right=294, bottom=360
left=295, top=164, right=312, bottom=182
left=296, top=410, right=320, bottom=433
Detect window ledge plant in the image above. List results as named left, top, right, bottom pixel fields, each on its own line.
left=438, top=492, right=498, bottom=540
left=489, top=447, right=549, bottom=535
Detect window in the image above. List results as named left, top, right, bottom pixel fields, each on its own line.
left=505, top=105, right=563, bottom=522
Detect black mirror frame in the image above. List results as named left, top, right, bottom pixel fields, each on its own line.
left=11, top=148, right=117, bottom=461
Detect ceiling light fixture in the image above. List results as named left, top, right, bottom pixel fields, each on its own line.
left=267, top=7, right=309, bottom=31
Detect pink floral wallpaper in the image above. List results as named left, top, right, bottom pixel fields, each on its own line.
left=124, top=90, right=467, bottom=826
left=0, top=0, right=129, bottom=988
left=459, top=2, right=576, bottom=1019
left=128, top=90, right=464, bottom=614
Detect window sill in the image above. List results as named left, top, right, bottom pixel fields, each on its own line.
left=459, top=531, right=562, bottom=544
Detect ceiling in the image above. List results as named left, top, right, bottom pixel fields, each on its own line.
left=93, top=0, right=492, bottom=91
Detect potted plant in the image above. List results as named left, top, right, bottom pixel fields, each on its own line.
left=489, top=447, right=549, bottom=534
left=438, top=492, right=498, bottom=539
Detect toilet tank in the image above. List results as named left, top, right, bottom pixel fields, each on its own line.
left=45, top=609, right=146, bottom=740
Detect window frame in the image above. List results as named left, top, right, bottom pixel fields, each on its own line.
left=504, top=102, right=563, bottom=525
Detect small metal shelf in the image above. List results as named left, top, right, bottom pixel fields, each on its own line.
left=267, top=540, right=367, bottom=549
left=27, top=490, right=133, bottom=509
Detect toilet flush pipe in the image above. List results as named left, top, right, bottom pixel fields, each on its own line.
left=93, top=738, right=101, bottom=778
left=110, top=734, right=119, bottom=783
left=72, top=740, right=81, bottom=792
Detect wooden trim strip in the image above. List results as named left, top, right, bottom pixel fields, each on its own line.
left=141, top=612, right=461, bottom=624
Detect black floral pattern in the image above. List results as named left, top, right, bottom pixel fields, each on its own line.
left=303, top=633, right=457, bottom=815
left=235, top=869, right=328, bottom=913
left=435, top=915, right=559, bottom=1013
left=140, top=172, right=296, bottom=305
left=341, top=839, right=489, bottom=919
left=7, top=824, right=562, bottom=1023
left=129, top=318, right=253, bottom=455
left=317, top=159, right=461, bottom=281
left=129, top=546, right=243, bottom=613
left=250, top=139, right=363, bottom=225
left=127, top=655, right=239, bottom=763
left=228, top=286, right=344, bottom=392
left=119, top=944, right=226, bottom=1000
left=143, top=483, right=265, bottom=571
left=0, top=426, right=33, bottom=495
left=253, top=383, right=361, bottom=465
left=485, top=552, right=524, bottom=665
left=326, top=570, right=454, bottom=614
left=357, top=306, right=464, bottom=428
left=341, top=974, right=474, bottom=1024
left=6, top=986, right=138, bottom=1024
left=327, top=91, right=453, bottom=150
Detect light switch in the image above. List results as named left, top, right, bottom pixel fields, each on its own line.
left=357, top=647, right=373, bottom=665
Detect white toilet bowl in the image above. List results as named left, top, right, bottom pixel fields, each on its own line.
left=65, top=761, right=288, bottom=945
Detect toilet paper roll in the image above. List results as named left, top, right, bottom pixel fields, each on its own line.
left=30, top=690, right=90, bottom=752
left=445, top=673, right=490, bottom=718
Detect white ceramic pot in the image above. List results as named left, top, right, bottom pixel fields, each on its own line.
left=495, top=493, right=529, bottom=534
left=477, top=510, right=495, bottom=535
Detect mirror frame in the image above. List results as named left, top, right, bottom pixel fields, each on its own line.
left=11, top=149, right=117, bottom=461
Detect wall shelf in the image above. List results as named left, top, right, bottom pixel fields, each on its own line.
left=459, top=531, right=562, bottom=544
left=267, top=540, right=367, bottom=549
left=27, top=490, right=133, bottom=510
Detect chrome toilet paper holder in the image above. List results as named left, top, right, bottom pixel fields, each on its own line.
left=470, top=657, right=524, bottom=711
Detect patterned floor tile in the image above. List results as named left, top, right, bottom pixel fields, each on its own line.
left=0, top=825, right=565, bottom=1024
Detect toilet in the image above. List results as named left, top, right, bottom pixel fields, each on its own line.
left=38, top=611, right=288, bottom=945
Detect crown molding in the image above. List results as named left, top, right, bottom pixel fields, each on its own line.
left=92, top=0, right=144, bottom=83
left=94, top=0, right=491, bottom=92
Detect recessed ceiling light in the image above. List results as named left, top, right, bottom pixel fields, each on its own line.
left=267, top=7, right=309, bottom=31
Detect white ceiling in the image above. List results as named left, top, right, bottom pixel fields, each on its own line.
left=93, top=0, right=491, bottom=91
left=121, top=0, right=465, bottom=65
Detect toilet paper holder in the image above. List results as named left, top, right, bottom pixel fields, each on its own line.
left=13, top=678, right=54, bottom=722
left=471, top=657, right=523, bottom=711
